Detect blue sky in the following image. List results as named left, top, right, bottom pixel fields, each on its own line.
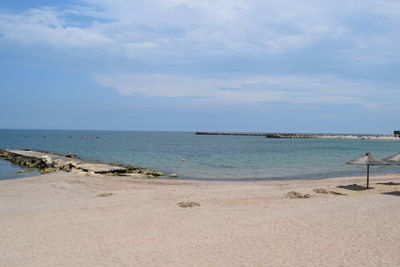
left=0, top=0, right=399, bottom=133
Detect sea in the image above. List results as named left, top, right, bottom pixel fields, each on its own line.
left=0, top=129, right=399, bottom=181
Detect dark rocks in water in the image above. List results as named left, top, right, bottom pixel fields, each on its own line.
left=16, top=169, right=35, bottom=174
left=65, top=152, right=78, bottom=158
left=152, top=171, right=165, bottom=176
left=143, top=171, right=165, bottom=177
left=40, top=168, right=55, bottom=174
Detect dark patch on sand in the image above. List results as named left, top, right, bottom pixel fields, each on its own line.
left=67, top=180, right=85, bottom=184
left=382, top=191, right=400, bottom=197
left=337, top=184, right=372, bottom=191
left=328, top=191, right=347, bottom=196
left=314, top=188, right=347, bottom=196
left=314, top=188, right=328, bottom=194
left=177, top=201, right=201, bottom=208
left=97, top=193, right=113, bottom=198
left=287, top=191, right=311, bottom=199
left=377, top=182, right=400, bottom=186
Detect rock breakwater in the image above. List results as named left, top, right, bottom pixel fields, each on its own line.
left=195, top=132, right=400, bottom=140
left=195, top=132, right=317, bottom=138
left=0, top=149, right=164, bottom=177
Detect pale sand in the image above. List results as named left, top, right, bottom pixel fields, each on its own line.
left=1, top=172, right=400, bottom=266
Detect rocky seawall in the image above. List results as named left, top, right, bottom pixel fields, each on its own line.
left=195, top=132, right=400, bottom=140
left=0, top=149, right=164, bottom=177
left=195, top=132, right=318, bottom=138
left=195, top=132, right=269, bottom=137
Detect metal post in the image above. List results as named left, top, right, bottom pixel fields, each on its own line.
left=367, top=165, right=370, bottom=189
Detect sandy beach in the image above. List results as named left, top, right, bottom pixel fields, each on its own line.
left=1, top=172, right=400, bottom=266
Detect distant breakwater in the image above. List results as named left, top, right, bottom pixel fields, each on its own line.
left=195, top=132, right=317, bottom=138
left=195, top=132, right=400, bottom=140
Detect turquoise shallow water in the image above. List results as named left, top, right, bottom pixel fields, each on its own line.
left=0, top=159, right=40, bottom=180
left=0, top=129, right=399, bottom=180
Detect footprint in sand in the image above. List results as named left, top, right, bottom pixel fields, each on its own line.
left=287, top=191, right=311, bottom=199
left=177, top=201, right=200, bottom=208
left=314, top=188, right=347, bottom=196
left=97, top=193, right=113, bottom=198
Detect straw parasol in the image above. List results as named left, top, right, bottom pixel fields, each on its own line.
left=382, top=152, right=400, bottom=164
left=346, top=152, right=390, bottom=189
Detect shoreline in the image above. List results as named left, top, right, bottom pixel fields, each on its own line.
left=2, top=157, right=399, bottom=183
left=168, top=167, right=400, bottom=182
left=1, top=148, right=399, bottom=182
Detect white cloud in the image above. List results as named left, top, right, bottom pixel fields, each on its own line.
left=1, top=0, right=399, bottom=60
left=94, top=73, right=396, bottom=106
left=0, top=8, right=112, bottom=48
left=1, top=0, right=399, bottom=111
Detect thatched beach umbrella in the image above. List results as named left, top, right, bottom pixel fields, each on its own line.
left=382, top=152, right=400, bottom=164
left=346, top=152, right=390, bottom=189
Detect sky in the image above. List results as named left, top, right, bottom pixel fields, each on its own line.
left=0, top=0, right=399, bottom=133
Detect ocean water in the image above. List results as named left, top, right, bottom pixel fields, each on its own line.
left=0, top=159, right=40, bottom=180
left=0, top=129, right=399, bottom=181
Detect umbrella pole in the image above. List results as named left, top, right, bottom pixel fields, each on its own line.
left=366, top=165, right=370, bottom=189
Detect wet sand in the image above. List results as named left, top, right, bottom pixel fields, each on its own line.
left=1, top=172, right=400, bottom=266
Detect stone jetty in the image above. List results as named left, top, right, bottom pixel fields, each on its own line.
left=195, top=132, right=400, bottom=140
left=195, top=132, right=315, bottom=138
left=195, top=132, right=267, bottom=137
left=0, top=149, right=164, bottom=177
